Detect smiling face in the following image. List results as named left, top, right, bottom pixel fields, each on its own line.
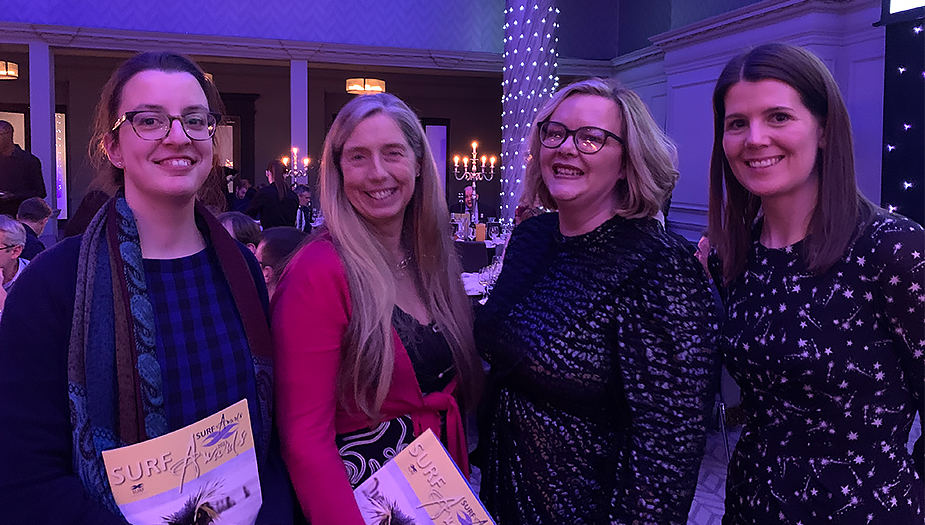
left=339, top=113, right=417, bottom=237
left=463, top=186, right=474, bottom=208
left=105, top=70, right=213, bottom=208
left=539, top=94, right=624, bottom=216
left=722, top=79, right=823, bottom=205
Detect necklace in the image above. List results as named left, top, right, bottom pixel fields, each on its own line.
left=395, top=255, right=412, bottom=271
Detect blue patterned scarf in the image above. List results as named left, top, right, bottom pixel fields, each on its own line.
left=67, top=194, right=274, bottom=513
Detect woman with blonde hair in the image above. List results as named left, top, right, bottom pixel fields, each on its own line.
left=475, top=77, right=718, bottom=524
left=272, top=92, right=482, bottom=524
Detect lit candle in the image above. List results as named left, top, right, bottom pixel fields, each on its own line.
left=481, top=155, right=487, bottom=168
left=453, top=155, right=460, bottom=167
left=490, top=156, right=496, bottom=168
left=463, top=157, right=469, bottom=167
left=303, top=157, right=310, bottom=167
left=472, top=141, right=478, bottom=156
left=292, top=146, right=298, bottom=155
left=282, top=157, right=289, bottom=166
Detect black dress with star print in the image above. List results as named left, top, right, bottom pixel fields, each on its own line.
left=720, top=210, right=924, bottom=524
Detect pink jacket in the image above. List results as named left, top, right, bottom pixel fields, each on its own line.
left=271, top=237, right=468, bottom=525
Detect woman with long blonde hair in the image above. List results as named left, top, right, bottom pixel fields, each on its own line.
left=272, top=93, right=482, bottom=525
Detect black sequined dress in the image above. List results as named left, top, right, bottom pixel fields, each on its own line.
left=475, top=213, right=719, bottom=525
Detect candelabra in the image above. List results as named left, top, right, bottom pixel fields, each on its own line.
left=282, top=146, right=311, bottom=187
left=453, top=141, right=496, bottom=182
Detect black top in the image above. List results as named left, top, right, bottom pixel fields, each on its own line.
left=475, top=212, right=719, bottom=525
left=720, top=210, right=924, bottom=524
left=246, top=185, right=299, bottom=230
left=20, top=223, right=45, bottom=261
left=334, top=306, right=456, bottom=488
left=0, top=145, right=46, bottom=217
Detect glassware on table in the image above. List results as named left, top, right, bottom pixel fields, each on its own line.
left=488, top=224, right=501, bottom=242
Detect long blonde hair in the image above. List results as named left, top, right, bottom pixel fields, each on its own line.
left=319, top=93, right=481, bottom=420
left=521, top=77, right=678, bottom=219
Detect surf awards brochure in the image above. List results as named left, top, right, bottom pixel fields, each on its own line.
left=101, top=399, right=262, bottom=525
left=353, top=428, right=495, bottom=525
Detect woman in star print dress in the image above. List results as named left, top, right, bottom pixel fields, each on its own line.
left=707, top=43, right=924, bottom=524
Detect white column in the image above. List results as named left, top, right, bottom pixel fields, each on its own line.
left=290, top=59, right=309, bottom=173
left=501, top=0, right=558, bottom=221
left=28, top=42, right=56, bottom=237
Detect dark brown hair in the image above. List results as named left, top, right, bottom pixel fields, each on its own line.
left=266, top=159, right=289, bottom=201
left=218, top=210, right=261, bottom=248
left=708, top=43, right=873, bottom=284
left=258, top=226, right=306, bottom=274
left=89, top=52, right=225, bottom=189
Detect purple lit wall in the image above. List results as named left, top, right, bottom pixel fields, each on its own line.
left=0, top=0, right=503, bottom=53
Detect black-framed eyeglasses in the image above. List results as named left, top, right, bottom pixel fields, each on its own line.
left=111, top=110, right=221, bottom=141
left=0, top=244, right=18, bottom=251
left=539, top=120, right=625, bottom=154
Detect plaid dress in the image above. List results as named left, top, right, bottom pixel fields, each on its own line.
left=145, top=248, right=262, bottom=440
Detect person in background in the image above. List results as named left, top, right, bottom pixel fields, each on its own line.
left=293, top=184, right=313, bottom=233
left=228, top=174, right=256, bottom=212
left=0, top=51, right=293, bottom=525
left=475, top=77, right=718, bottom=524
left=62, top=189, right=111, bottom=238
left=450, top=184, right=479, bottom=217
left=272, top=93, right=482, bottom=525
left=0, top=214, right=28, bottom=319
left=219, top=210, right=262, bottom=253
left=708, top=43, right=923, bottom=524
left=247, top=160, right=299, bottom=229
left=16, top=197, right=58, bottom=260
left=0, top=120, right=46, bottom=218
left=255, top=226, right=306, bottom=299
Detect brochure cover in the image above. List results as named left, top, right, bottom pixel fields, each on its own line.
left=101, top=399, right=262, bottom=525
left=354, top=429, right=495, bottom=525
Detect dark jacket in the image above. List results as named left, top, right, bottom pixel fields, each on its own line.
left=246, top=185, right=299, bottom=230
left=0, top=236, right=295, bottom=525
left=0, top=145, right=46, bottom=217
left=20, top=223, right=45, bottom=261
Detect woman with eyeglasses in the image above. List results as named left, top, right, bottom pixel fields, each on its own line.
left=0, top=52, right=293, bottom=524
left=475, top=77, right=719, bottom=524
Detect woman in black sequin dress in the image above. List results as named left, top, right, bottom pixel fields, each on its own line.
left=707, top=43, right=924, bottom=524
left=475, top=78, right=720, bottom=525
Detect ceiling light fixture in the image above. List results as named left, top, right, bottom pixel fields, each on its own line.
left=0, top=60, right=19, bottom=80
left=346, top=77, right=385, bottom=95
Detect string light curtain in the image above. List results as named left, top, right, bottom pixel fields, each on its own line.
left=881, top=18, right=924, bottom=226
left=500, top=0, right=559, bottom=221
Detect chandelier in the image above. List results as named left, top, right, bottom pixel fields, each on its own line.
left=453, top=141, right=496, bottom=182
left=282, top=146, right=311, bottom=187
